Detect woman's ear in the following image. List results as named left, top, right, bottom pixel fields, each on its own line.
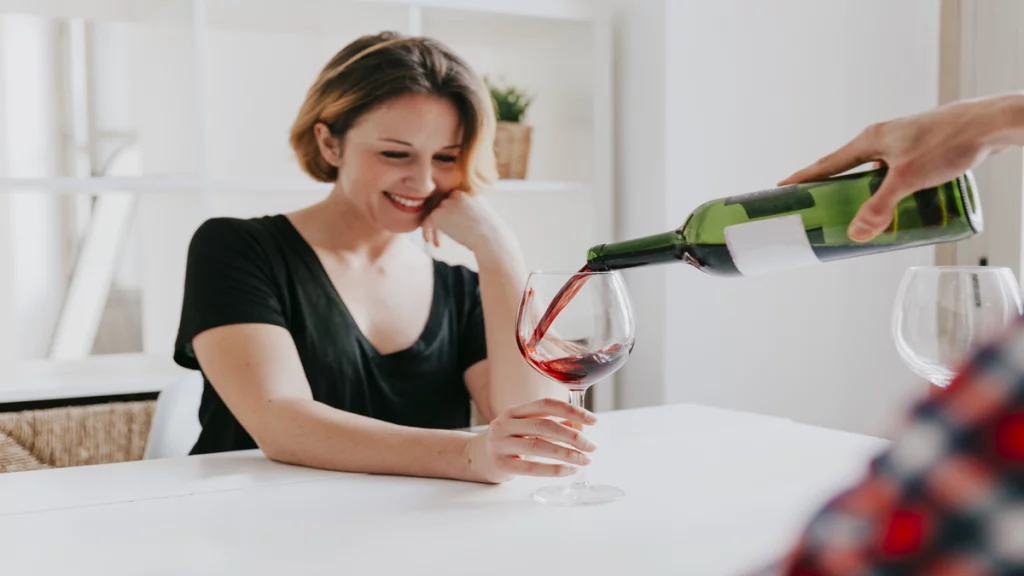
left=313, top=122, right=342, bottom=167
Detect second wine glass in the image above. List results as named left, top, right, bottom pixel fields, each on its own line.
left=893, top=266, right=1022, bottom=388
left=515, top=269, right=635, bottom=506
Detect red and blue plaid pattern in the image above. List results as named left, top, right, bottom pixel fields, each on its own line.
left=766, top=321, right=1024, bottom=575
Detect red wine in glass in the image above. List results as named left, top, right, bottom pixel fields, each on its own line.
left=528, top=264, right=594, bottom=348
left=522, top=343, right=629, bottom=391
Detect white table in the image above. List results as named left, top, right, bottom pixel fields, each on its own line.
left=0, top=403, right=888, bottom=575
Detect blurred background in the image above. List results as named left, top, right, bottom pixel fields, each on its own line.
left=0, top=0, right=1021, bottom=468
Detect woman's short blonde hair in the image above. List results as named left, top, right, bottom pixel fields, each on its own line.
left=289, top=31, right=497, bottom=193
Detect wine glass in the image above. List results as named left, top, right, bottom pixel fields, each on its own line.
left=515, top=269, right=635, bottom=506
left=892, top=266, right=1022, bottom=388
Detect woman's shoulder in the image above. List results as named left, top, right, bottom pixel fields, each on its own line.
left=189, top=214, right=301, bottom=258
left=190, top=214, right=286, bottom=248
left=186, top=214, right=297, bottom=275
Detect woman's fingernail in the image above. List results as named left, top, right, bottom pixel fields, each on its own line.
left=584, top=440, right=598, bottom=452
left=578, top=452, right=591, bottom=465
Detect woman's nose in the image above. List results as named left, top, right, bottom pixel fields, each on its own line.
left=405, top=159, right=437, bottom=196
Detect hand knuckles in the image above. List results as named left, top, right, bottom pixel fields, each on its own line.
left=861, top=121, right=886, bottom=141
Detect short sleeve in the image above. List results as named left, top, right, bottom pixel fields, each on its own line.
left=173, top=218, right=287, bottom=370
left=455, top=266, right=488, bottom=373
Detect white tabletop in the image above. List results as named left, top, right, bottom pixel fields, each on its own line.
left=0, top=403, right=888, bottom=575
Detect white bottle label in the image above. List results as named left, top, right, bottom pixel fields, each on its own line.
left=723, top=214, right=820, bottom=276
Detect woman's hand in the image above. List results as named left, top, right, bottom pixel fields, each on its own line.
left=464, top=397, right=598, bottom=484
left=779, top=93, right=1024, bottom=242
left=420, top=190, right=512, bottom=255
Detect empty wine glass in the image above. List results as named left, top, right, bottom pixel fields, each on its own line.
left=893, top=266, right=1022, bottom=388
left=515, top=269, right=635, bottom=506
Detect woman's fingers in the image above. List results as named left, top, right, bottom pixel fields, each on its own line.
left=506, top=397, right=597, bottom=426
left=559, top=418, right=583, bottom=432
left=480, top=398, right=605, bottom=480
left=499, top=416, right=596, bottom=453
left=501, top=456, right=577, bottom=477
left=847, top=164, right=918, bottom=242
left=502, top=437, right=591, bottom=466
left=420, top=218, right=441, bottom=249
left=779, top=127, right=882, bottom=185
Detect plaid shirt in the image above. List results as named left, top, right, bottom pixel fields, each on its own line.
left=763, top=319, right=1024, bottom=575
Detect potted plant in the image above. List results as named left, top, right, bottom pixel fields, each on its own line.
left=484, top=75, right=533, bottom=180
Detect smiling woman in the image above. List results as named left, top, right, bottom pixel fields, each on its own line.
left=172, top=31, right=583, bottom=485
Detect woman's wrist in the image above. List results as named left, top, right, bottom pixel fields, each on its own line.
left=416, top=428, right=486, bottom=482
left=980, top=92, right=1024, bottom=150
left=471, top=226, right=520, bottom=265
left=461, top=433, right=499, bottom=484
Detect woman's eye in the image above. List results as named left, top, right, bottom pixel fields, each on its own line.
left=381, top=151, right=409, bottom=159
left=434, top=155, right=458, bottom=163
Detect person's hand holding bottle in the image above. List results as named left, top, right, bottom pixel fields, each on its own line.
left=779, top=93, right=1024, bottom=242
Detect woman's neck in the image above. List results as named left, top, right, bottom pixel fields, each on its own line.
left=290, top=188, right=406, bottom=263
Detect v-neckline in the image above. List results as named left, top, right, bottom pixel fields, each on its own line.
left=276, top=214, right=443, bottom=359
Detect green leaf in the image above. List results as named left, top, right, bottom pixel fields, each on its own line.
left=484, top=75, right=533, bottom=123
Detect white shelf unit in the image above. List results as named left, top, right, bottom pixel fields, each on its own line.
left=0, top=176, right=587, bottom=194
left=0, top=0, right=616, bottom=409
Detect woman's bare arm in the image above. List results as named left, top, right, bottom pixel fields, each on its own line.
left=193, top=323, right=480, bottom=479
left=192, top=323, right=593, bottom=483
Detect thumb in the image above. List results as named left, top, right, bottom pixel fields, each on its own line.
left=848, top=167, right=913, bottom=242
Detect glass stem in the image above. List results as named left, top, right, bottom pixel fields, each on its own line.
left=569, top=389, right=588, bottom=489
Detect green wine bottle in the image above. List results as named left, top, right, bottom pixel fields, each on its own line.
left=586, top=167, right=982, bottom=277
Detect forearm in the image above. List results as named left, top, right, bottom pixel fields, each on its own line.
left=980, top=92, right=1024, bottom=149
left=474, top=233, right=565, bottom=413
left=257, top=397, right=484, bottom=482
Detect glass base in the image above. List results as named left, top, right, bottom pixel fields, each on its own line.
left=533, top=482, right=624, bottom=506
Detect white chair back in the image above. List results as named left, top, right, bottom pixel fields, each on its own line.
left=144, top=371, right=203, bottom=459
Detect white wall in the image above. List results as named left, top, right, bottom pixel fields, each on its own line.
left=134, top=1, right=203, bottom=356
left=942, top=0, right=1024, bottom=278
left=0, top=15, right=67, bottom=360
left=609, top=0, right=669, bottom=409
left=0, top=37, right=9, bottom=374
left=613, top=0, right=943, bottom=437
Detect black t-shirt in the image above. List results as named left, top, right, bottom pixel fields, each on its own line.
left=173, top=215, right=487, bottom=455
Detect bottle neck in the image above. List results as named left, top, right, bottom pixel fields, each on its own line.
left=586, top=230, right=687, bottom=271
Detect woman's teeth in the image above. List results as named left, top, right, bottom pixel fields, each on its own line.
left=384, top=191, right=425, bottom=208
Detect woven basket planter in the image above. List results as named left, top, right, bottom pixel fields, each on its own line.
left=494, top=121, right=532, bottom=180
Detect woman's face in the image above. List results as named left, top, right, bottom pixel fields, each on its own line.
left=329, top=93, right=464, bottom=233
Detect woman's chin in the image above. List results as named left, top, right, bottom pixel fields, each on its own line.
left=378, top=215, right=423, bottom=235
